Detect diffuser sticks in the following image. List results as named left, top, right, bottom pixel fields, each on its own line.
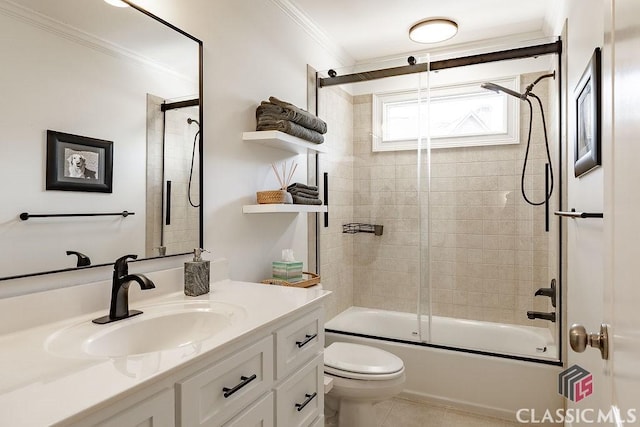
left=271, top=161, right=298, bottom=190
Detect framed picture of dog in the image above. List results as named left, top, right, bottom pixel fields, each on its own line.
left=46, top=130, right=113, bottom=193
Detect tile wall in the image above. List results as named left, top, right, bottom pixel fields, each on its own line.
left=350, top=72, right=558, bottom=327
left=318, top=86, right=355, bottom=321
left=146, top=95, right=200, bottom=257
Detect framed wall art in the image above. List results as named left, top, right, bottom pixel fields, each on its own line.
left=46, top=130, right=113, bottom=192
left=574, top=47, right=601, bottom=178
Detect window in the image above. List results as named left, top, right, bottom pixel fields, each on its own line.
left=372, top=76, right=520, bottom=151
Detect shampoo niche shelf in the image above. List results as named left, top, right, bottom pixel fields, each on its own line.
left=243, top=130, right=328, bottom=154
left=242, top=204, right=327, bottom=214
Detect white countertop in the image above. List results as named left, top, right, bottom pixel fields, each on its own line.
left=0, top=270, right=329, bottom=426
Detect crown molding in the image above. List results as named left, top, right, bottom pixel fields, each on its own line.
left=269, top=0, right=354, bottom=67
left=0, top=0, right=194, bottom=83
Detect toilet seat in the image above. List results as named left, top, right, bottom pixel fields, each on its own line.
left=324, top=342, right=404, bottom=380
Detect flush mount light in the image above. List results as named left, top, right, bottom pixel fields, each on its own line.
left=104, top=0, right=129, bottom=7
left=409, top=18, right=458, bottom=44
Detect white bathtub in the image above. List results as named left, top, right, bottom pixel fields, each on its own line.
left=325, top=307, right=563, bottom=421
left=325, top=306, right=557, bottom=359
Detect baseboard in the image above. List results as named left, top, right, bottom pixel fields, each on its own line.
left=398, top=390, right=516, bottom=422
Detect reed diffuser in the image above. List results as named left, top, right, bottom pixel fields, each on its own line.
left=257, top=161, right=297, bottom=204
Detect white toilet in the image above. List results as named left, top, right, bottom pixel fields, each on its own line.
left=324, top=342, right=406, bottom=427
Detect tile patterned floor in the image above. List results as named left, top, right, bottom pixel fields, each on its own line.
left=327, top=397, right=523, bottom=427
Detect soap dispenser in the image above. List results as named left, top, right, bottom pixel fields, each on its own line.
left=184, top=248, right=210, bottom=296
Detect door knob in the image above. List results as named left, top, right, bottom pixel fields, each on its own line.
left=569, top=323, right=609, bottom=360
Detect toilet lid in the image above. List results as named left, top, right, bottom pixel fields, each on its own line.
left=324, top=342, right=404, bottom=379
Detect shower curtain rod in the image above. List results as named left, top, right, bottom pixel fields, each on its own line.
left=318, top=40, right=562, bottom=88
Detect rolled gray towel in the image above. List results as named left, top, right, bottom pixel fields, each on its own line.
left=256, top=118, right=324, bottom=144
left=292, top=194, right=323, bottom=205
left=264, top=96, right=327, bottom=134
left=287, top=183, right=318, bottom=192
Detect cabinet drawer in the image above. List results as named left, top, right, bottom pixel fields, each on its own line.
left=275, top=308, right=323, bottom=379
left=177, top=335, right=274, bottom=427
left=93, top=388, right=174, bottom=427
left=222, top=392, right=273, bottom=427
left=275, top=354, right=324, bottom=427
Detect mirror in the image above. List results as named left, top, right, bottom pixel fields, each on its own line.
left=0, top=0, right=202, bottom=280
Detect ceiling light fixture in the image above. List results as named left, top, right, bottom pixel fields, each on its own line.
left=104, top=0, right=129, bottom=7
left=409, top=18, right=458, bottom=44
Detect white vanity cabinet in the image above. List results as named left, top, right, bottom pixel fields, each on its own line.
left=275, top=354, right=324, bottom=427
left=177, top=335, right=275, bottom=426
left=66, top=303, right=325, bottom=427
left=93, top=389, right=175, bottom=427
left=178, top=306, right=325, bottom=427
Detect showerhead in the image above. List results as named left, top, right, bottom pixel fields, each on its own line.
left=480, top=82, right=526, bottom=100
left=187, top=118, right=200, bottom=127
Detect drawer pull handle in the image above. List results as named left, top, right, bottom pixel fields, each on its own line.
left=222, top=374, right=257, bottom=398
left=295, top=392, right=317, bottom=412
left=295, top=333, right=317, bottom=348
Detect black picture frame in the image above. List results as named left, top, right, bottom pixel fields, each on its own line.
left=574, top=47, right=601, bottom=178
left=46, top=130, right=113, bottom=193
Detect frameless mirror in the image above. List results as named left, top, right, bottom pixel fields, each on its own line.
left=0, top=0, right=202, bottom=280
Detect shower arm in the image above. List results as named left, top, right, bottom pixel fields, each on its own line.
left=523, top=72, right=556, bottom=98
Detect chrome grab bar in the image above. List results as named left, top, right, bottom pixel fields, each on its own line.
left=554, top=211, right=603, bottom=219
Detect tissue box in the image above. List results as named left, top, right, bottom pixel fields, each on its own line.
left=272, top=261, right=303, bottom=281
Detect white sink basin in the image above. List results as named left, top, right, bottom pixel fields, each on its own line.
left=46, top=300, right=246, bottom=358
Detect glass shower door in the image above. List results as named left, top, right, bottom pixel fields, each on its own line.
left=318, top=61, right=427, bottom=343
left=418, top=52, right=561, bottom=361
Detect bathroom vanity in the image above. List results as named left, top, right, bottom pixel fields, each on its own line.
left=0, top=266, right=329, bottom=426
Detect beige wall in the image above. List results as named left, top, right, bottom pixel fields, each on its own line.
left=349, top=72, right=558, bottom=327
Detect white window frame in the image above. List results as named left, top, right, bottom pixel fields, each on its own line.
left=372, top=76, right=521, bottom=152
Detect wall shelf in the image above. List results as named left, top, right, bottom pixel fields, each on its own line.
left=242, top=204, right=328, bottom=214
left=243, top=131, right=328, bottom=154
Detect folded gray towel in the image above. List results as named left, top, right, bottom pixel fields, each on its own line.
left=287, top=183, right=319, bottom=192
left=292, top=194, right=323, bottom=205
left=256, top=118, right=324, bottom=144
left=265, top=96, right=328, bottom=134
left=288, top=188, right=320, bottom=198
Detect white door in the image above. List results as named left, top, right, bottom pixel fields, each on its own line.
left=606, top=0, right=640, bottom=423
left=566, top=0, right=640, bottom=425
left=564, top=0, right=609, bottom=423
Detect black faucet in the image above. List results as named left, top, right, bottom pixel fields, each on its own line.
left=92, top=255, right=155, bottom=324
left=66, top=250, right=91, bottom=267
left=534, top=279, right=556, bottom=307
left=527, top=311, right=556, bottom=322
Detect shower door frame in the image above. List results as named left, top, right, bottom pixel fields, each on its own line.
left=312, top=39, right=564, bottom=365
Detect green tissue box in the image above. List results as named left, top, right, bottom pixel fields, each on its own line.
left=272, top=261, right=303, bottom=281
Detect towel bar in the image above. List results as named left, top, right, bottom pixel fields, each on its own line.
left=20, top=211, right=135, bottom=221
left=554, top=211, right=603, bottom=219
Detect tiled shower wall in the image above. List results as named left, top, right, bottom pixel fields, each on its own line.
left=351, top=94, right=422, bottom=313
left=146, top=95, right=200, bottom=257
left=351, top=72, right=558, bottom=327
left=318, top=86, right=355, bottom=321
